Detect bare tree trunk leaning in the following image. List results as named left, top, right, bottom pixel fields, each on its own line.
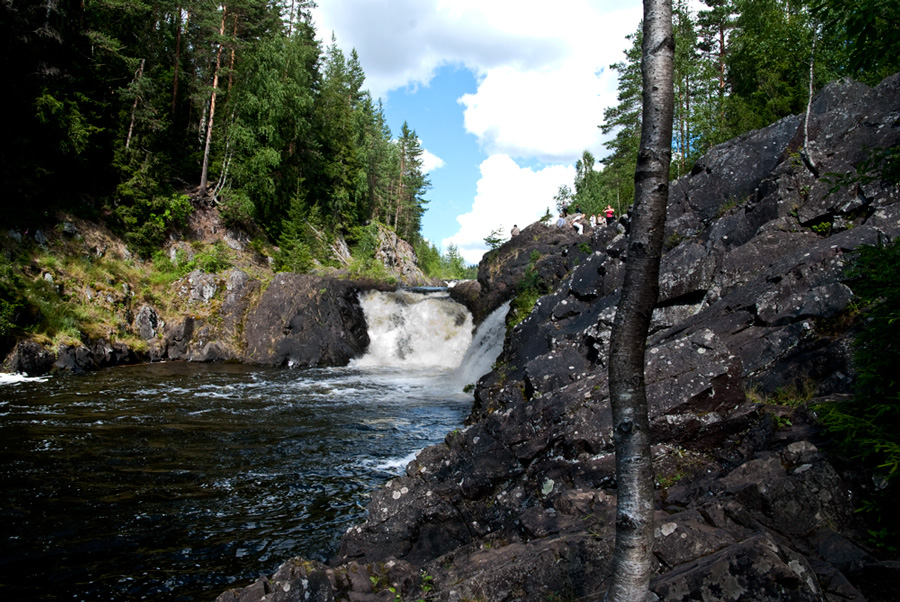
left=199, top=6, right=227, bottom=196
left=125, top=58, right=145, bottom=150
left=802, top=25, right=819, bottom=176
left=604, top=1, right=674, bottom=601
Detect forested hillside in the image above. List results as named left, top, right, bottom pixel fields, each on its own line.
left=0, top=0, right=436, bottom=265
left=556, top=0, right=900, bottom=218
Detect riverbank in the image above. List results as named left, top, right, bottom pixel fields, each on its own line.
left=1, top=208, right=433, bottom=376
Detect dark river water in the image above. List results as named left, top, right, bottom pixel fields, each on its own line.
left=0, top=361, right=475, bottom=601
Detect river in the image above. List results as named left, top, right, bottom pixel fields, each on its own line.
left=0, top=290, right=506, bottom=601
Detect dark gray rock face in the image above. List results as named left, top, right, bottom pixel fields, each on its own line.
left=218, top=73, right=900, bottom=602
left=241, top=273, right=369, bottom=368
left=457, top=220, right=605, bottom=324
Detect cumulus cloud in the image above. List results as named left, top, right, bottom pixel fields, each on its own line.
left=442, top=155, right=574, bottom=264
left=421, top=148, right=445, bottom=173
left=312, top=0, right=647, bottom=262
left=313, top=0, right=642, bottom=163
left=311, top=0, right=574, bottom=100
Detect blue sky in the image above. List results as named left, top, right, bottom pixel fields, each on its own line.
left=311, top=0, right=682, bottom=264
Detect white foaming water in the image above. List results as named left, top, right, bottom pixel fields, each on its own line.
left=0, top=373, right=50, bottom=385
left=450, top=300, right=510, bottom=389
left=353, top=290, right=474, bottom=369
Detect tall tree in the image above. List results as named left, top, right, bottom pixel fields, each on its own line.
left=810, top=0, right=900, bottom=84
left=693, top=0, right=738, bottom=151
left=199, top=5, right=228, bottom=196
left=392, top=122, right=430, bottom=241
left=604, top=1, right=674, bottom=601
left=573, top=150, right=604, bottom=214
left=600, top=25, right=643, bottom=215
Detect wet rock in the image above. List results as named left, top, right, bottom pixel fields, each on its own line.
left=4, top=340, right=55, bottom=375
left=241, top=273, right=369, bottom=368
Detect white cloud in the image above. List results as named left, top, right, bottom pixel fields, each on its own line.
left=442, top=155, right=574, bottom=264
left=311, top=0, right=649, bottom=263
left=421, top=148, right=445, bottom=173
left=311, top=0, right=575, bottom=100
left=313, top=1, right=643, bottom=164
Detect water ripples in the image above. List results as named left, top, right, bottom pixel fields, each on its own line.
left=0, top=362, right=472, bottom=601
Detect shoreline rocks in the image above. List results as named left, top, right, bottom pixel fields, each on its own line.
left=217, top=73, right=900, bottom=601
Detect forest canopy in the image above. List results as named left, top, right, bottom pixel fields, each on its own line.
left=559, top=0, right=900, bottom=219
left=0, top=0, right=433, bottom=264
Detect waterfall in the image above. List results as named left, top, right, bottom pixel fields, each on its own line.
left=451, top=300, right=510, bottom=388
left=353, top=290, right=475, bottom=369
left=353, top=290, right=508, bottom=391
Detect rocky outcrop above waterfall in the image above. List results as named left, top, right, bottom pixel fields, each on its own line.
left=218, top=73, right=900, bottom=601
left=3, top=266, right=385, bottom=373
left=451, top=219, right=606, bottom=324
left=371, top=223, right=433, bottom=286
left=241, top=273, right=373, bottom=367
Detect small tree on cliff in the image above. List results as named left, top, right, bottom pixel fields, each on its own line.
left=604, top=1, right=674, bottom=601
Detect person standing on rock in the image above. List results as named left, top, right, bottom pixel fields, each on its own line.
left=605, top=204, right=616, bottom=226
left=511, top=224, right=520, bottom=237
left=557, top=214, right=566, bottom=228
left=573, top=216, right=584, bottom=235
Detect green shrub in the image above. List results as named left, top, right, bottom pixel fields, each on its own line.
left=818, top=238, right=900, bottom=550
left=194, top=242, right=232, bottom=273
left=119, top=193, right=194, bottom=257
left=508, top=251, right=544, bottom=330
left=219, top=190, right=256, bottom=230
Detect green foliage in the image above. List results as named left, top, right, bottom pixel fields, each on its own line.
left=194, top=243, right=233, bottom=274
left=818, top=238, right=900, bottom=548
left=508, top=251, right=544, bottom=330
left=219, top=191, right=257, bottom=230
left=540, top=207, right=553, bottom=224
left=811, top=222, right=832, bottom=235
left=439, top=243, right=469, bottom=280
left=811, top=0, right=900, bottom=84
left=116, top=193, right=193, bottom=258
left=414, top=238, right=443, bottom=279
left=346, top=223, right=394, bottom=282
left=484, top=225, right=507, bottom=251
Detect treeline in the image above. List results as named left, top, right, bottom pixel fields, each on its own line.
left=0, top=0, right=432, bottom=267
left=558, top=0, right=900, bottom=217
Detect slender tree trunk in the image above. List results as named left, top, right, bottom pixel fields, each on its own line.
left=171, top=6, right=182, bottom=116
left=125, top=58, right=145, bottom=150
left=227, top=14, right=237, bottom=95
left=802, top=26, right=819, bottom=176
left=394, top=148, right=405, bottom=229
left=604, top=1, right=674, bottom=601
left=200, top=6, right=227, bottom=196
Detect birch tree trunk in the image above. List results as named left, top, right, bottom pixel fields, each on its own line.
left=604, top=1, right=674, bottom=601
left=125, top=58, right=145, bottom=150
left=199, top=6, right=227, bottom=196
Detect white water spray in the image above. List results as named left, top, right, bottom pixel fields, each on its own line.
left=353, top=290, right=474, bottom=369
left=451, top=300, right=510, bottom=388
left=352, top=290, right=509, bottom=392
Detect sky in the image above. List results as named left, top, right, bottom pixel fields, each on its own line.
left=310, top=0, right=653, bottom=264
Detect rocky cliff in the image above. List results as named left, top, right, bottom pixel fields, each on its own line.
left=2, top=216, right=420, bottom=375
left=217, top=74, right=900, bottom=601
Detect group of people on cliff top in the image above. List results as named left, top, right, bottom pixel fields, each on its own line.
left=554, top=204, right=617, bottom=235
